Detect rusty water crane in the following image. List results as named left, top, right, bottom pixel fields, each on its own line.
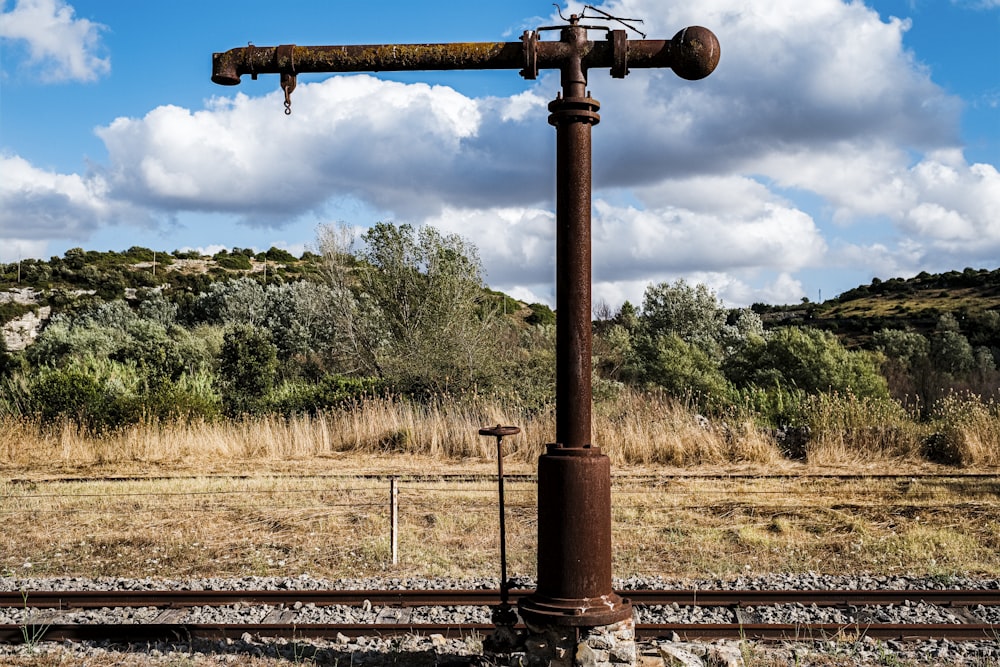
left=212, top=6, right=718, bottom=654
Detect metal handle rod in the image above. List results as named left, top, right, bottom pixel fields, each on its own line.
left=496, top=438, right=509, bottom=606
left=478, top=425, right=520, bottom=606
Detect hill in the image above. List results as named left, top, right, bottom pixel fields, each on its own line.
left=752, top=267, right=1000, bottom=348
left=2, top=247, right=998, bottom=354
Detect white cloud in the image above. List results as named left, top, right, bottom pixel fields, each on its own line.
left=94, top=76, right=543, bottom=224
left=0, top=238, right=47, bottom=264
left=0, top=0, right=109, bottom=82
left=8, top=0, right=999, bottom=307
left=0, top=154, right=111, bottom=238
left=0, top=153, right=157, bottom=260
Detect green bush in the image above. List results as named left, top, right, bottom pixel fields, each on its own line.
left=725, top=327, right=888, bottom=399
left=214, top=254, right=252, bottom=271
left=26, top=363, right=140, bottom=431
left=268, top=375, right=384, bottom=415
left=218, top=323, right=278, bottom=415
left=526, top=302, right=555, bottom=326
left=624, top=332, right=731, bottom=408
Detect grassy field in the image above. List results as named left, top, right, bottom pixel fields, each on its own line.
left=2, top=391, right=999, bottom=582
left=3, top=462, right=998, bottom=582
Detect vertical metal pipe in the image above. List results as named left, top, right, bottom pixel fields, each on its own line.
left=554, top=108, right=593, bottom=449
left=519, top=19, right=631, bottom=630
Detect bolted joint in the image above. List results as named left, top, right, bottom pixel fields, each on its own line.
left=519, top=30, right=538, bottom=80
left=608, top=30, right=628, bottom=78
left=548, top=95, right=601, bottom=127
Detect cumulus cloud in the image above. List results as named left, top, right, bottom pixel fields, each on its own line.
left=9, top=0, right=1000, bottom=306
left=94, top=76, right=552, bottom=225
left=0, top=154, right=151, bottom=254
left=0, top=0, right=109, bottom=82
left=0, top=154, right=111, bottom=238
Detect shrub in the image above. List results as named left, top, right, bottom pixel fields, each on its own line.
left=268, top=375, right=384, bottom=416
left=726, top=327, right=889, bottom=399
left=526, top=302, right=555, bottom=326
left=214, top=254, right=252, bottom=271
left=26, top=363, right=141, bottom=431
left=218, top=323, right=278, bottom=415
left=925, top=393, right=1000, bottom=466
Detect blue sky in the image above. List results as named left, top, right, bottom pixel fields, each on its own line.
left=2, top=0, right=998, bottom=308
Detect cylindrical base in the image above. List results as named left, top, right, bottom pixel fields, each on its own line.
left=519, top=445, right=632, bottom=628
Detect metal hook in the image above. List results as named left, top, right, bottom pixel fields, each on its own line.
left=280, top=72, right=296, bottom=115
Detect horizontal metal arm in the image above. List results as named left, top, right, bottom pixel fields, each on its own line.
left=211, top=27, right=718, bottom=85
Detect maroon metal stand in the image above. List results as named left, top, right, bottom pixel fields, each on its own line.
left=210, top=12, right=719, bottom=636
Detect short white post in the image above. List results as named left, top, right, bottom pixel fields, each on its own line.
left=390, top=477, right=399, bottom=565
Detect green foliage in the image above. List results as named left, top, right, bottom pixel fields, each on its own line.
left=526, top=302, right=555, bottom=326
left=732, top=384, right=808, bottom=429
left=0, top=301, right=33, bottom=325
left=21, top=360, right=145, bottom=431
left=725, top=327, right=888, bottom=398
left=641, top=279, right=727, bottom=357
left=213, top=253, right=252, bottom=271
left=623, top=332, right=731, bottom=404
left=0, top=336, right=18, bottom=379
left=124, top=246, right=155, bottom=262
left=188, top=277, right=266, bottom=326
left=4, top=238, right=997, bottom=433
left=264, top=247, right=297, bottom=263
left=874, top=329, right=930, bottom=365
left=262, top=280, right=339, bottom=365
left=317, top=222, right=504, bottom=395
left=267, top=375, right=384, bottom=416
left=218, top=323, right=279, bottom=415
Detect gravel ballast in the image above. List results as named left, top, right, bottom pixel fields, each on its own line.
left=1, top=574, right=999, bottom=666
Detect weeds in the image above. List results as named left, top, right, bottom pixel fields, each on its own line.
left=18, top=591, right=53, bottom=654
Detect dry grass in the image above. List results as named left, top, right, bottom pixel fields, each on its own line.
left=1, top=392, right=998, bottom=585
left=4, top=391, right=997, bottom=474
left=2, top=459, right=998, bottom=582
left=0, top=392, right=914, bottom=469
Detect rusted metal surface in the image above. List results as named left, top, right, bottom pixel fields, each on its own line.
left=211, top=29, right=719, bottom=85
left=517, top=16, right=630, bottom=630
left=519, top=446, right=631, bottom=627
left=9, top=588, right=1000, bottom=609
left=211, top=12, right=719, bottom=634
left=478, top=425, right=520, bottom=610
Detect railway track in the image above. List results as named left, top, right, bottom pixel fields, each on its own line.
left=5, top=588, right=1000, bottom=608
left=3, top=588, right=998, bottom=644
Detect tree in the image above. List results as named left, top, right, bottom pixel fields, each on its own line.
left=218, top=323, right=278, bottom=414
left=623, top=332, right=730, bottom=400
left=725, top=327, right=888, bottom=398
left=641, top=280, right=727, bottom=358
left=262, top=281, right=339, bottom=366
left=317, top=222, right=503, bottom=393
left=874, top=329, right=930, bottom=366
left=189, top=277, right=266, bottom=326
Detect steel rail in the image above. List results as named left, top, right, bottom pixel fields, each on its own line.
left=1, top=622, right=997, bottom=644
left=9, top=472, right=999, bottom=486
left=6, top=589, right=1000, bottom=609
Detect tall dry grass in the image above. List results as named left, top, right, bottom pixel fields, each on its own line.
left=799, top=392, right=923, bottom=466
left=928, top=394, right=1000, bottom=466
left=2, top=390, right=998, bottom=470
